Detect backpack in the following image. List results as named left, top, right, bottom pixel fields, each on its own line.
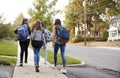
left=57, top=26, right=70, bottom=43
left=44, top=29, right=51, bottom=42
left=17, top=24, right=29, bottom=41
left=31, top=30, right=44, bottom=48
left=33, top=30, right=43, bottom=41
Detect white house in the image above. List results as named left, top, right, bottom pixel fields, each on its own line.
left=108, top=14, right=120, bottom=41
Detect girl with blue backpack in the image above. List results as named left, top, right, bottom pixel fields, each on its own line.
left=14, top=18, right=31, bottom=66
left=52, top=19, right=69, bottom=74
left=41, top=22, right=51, bottom=65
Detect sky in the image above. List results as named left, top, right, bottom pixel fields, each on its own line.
left=0, top=0, right=69, bottom=23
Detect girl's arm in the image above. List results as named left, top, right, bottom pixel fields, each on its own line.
left=52, top=25, right=57, bottom=48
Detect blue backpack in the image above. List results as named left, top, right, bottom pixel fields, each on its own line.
left=57, top=26, right=70, bottom=43
left=44, top=29, right=51, bottom=42
left=17, top=25, right=29, bottom=41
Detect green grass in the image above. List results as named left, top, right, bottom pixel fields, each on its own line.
left=0, top=56, right=16, bottom=64
left=0, top=40, right=17, bottom=56
left=0, top=40, right=17, bottom=64
left=40, top=49, right=81, bottom=65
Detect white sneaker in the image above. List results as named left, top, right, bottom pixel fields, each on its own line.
left=51, top=65, right=57, bottom=69
left=60, top=68, right=67, bottom=74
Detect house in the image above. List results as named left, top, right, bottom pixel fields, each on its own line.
left=108, top=14, right=120, bottom=41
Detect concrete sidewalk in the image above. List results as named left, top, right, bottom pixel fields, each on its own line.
left=13, top=47, right=67, bottom=78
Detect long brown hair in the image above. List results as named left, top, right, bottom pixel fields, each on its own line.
left=54, top=19, right=61, bottom=25
left=21, top=18, right=28, bottom=25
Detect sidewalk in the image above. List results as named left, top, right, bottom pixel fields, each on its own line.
left=94, top=46, right=120, bottom=50
left=13, top=47, right=67, bottom=78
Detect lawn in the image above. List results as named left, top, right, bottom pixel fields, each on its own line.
left=0, top=40, right=17, bottom=56
left=40, top=49, right=81, bottom=65
left=0, top=40, right=17, bottom=64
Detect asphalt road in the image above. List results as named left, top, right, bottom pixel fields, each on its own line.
left=0, top=65, right=14, bottom=78
left=65, top=45, right=120, bottom=72
left=47, top=43, right=120, bottom=78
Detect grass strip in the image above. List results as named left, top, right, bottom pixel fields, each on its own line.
left=0, top=40, right=17, bottom=56
left=0, top=56, right=16, bottom=65
left=40, top=49, right=81, bottom=65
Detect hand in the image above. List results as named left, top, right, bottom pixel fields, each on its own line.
left=43, top=45, right=46, bottom=49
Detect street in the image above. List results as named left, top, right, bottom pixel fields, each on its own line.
left=47, top=43, right=120, bottom=78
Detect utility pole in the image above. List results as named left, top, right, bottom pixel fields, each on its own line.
left=83, top=0, right=87, bottom=46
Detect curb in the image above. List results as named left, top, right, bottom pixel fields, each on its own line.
left=0, top=61, right=15, bottom=66
left=66, top=61, right=85, bottom=67
left=41, top=58, right=86, bottom=67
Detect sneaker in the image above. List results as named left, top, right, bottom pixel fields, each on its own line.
left=19, top=63, right=23, bottom=66
left=44, top=62, right=47, bottom=65
left=60, top=68, right=67, bottom=74
left=51, top=65, right=57, bottom=69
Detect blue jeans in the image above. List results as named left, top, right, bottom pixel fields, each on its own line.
left=54, top=42, right=66, bottom=67
left=33, top=48, right=40, bottom=66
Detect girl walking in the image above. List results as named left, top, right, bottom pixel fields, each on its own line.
left=14, top=18, right=31, bottom=66
left=52, top=19, right=67, bottom=74
left=31, top=19, right=45, bottom=72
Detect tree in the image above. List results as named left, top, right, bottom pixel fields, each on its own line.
left=12, top=13, right=24, bottom=30
left=64, top=0, right=83, bottom=37
left=87, top=0, right=120, bottom=40
left=64, top=0, right=120, bottom=42
left=28, top=0, right=59, bottom=30
left=0, top=15, right=14, bottom=39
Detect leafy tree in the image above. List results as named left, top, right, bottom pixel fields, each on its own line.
left=0, top=22, right=14, bottom=39
left=64, top=0, right=83, bottom=29
left=28, top=0, right=59, bottom=30
left=0, top=14, right=17, bottom=39
left=0, top=14, right=6, bottom=23
left=64, top=0, right=120, bottom=42
left=12, top=13, right=24, bottom=30
left=87, top=0, right=120, bottom=40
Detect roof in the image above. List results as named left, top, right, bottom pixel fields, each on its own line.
left=111, top=14, right=120, bottom=23
left=108, top=26, right=119, bottom=31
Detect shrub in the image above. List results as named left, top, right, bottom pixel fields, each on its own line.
left=0, top=23, right=16, bottom=40
left=101, top=31, right=108, bottom=41
left=72, top=34, right=84, bottom=43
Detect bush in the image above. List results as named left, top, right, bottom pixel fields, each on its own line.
left=0, top=23, right=16, bottom=40
left=101, top=31, right=108, bottom=41
left=87, top=37, right=95, bottom=41
left=72, top=34, right=84, bottom=43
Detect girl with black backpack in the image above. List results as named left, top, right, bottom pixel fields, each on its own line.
left=31, top=19, right=45, bottom=72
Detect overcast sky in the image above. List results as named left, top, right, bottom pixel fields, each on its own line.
left=0, top=0, right=69, bottom=23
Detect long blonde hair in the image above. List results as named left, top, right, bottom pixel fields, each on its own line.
left=32, top=19, right=42, bottom=30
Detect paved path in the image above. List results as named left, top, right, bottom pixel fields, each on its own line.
left=13, top=46, right=67, bottom=78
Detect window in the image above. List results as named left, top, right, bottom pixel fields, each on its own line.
left=112, top=30, right=117, bottom=37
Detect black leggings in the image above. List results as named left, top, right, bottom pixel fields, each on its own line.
left=19, top=39, right=30, bottom=63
